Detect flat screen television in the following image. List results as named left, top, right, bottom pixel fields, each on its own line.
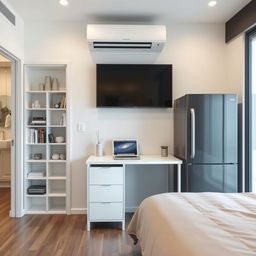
left=96, top=64, right=172, bottom=108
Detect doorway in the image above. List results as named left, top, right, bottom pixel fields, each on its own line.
left=0, top=46, right=22, bottom=218
left=0, top=53, right=12, bottom=217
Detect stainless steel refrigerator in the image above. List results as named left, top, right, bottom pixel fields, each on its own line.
left=174, top=94, right=238, bottom=192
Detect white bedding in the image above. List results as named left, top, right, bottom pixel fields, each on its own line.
left=127, top=193, right=256, bottom=256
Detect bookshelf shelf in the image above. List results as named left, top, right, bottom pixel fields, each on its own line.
left=24, top=64, right=69, bottom=215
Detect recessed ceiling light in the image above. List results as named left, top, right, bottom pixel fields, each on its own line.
left=59, top=0, right=69, bottom=6
left=208, top=1, right=217, bottom=7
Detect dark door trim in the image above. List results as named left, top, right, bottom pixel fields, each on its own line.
left=245, top=25, right=256, bottom=192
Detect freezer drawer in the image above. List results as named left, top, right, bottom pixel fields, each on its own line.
left=184, top=164, right=237, bottom=192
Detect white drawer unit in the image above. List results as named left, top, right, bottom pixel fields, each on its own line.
left=89, top=185, right=123, bottom=202
left=87, top=164, right=125, bottom=231
left=89, top=166, right=123, bottom=185
left=90, top=202, right=123, bottom=220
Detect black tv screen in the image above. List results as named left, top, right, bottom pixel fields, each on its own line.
left=96, top=64, right=172, bottom=108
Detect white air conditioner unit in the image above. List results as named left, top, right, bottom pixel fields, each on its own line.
left=87, top=24, right=166, bottom=64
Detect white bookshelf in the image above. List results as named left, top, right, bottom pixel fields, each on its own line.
left=24, top=64, right=69, bottom=214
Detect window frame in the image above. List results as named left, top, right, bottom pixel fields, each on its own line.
left=245, top=25, right=256, bottom=192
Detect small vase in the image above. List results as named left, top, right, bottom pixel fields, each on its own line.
left=96, top=143, right=103, bottom=157
left=52, top=78, right=59, bottom=91
left=45, top=76, right=51, bottom=91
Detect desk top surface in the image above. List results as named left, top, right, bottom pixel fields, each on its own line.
left=86, top=155, right=182, bottom=165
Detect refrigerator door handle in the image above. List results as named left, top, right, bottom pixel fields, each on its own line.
left=190, top=108, right=195, bottom=159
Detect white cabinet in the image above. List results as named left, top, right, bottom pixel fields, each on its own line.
left=24, top=64, right=69, bottom=214
left=87, top=165, right=125, bottom=231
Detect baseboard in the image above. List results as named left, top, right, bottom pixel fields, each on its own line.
left=125, top=206, right=137, bottom=213
left=70, top=207, right=136, bottom=214
left=70, top=208, right=87, bottom=214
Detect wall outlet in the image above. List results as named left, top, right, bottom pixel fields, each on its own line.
left=77, top=122, right=86, bottom=133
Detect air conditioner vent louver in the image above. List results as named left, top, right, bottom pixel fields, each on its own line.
left=93, top=42, right=152, bottom=49
left=0, top=0, right=15, bottom=26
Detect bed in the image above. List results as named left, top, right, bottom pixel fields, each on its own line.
left=127, top=193, right=256, bottom=256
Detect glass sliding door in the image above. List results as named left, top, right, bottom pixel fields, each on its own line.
left=246, top=26, right=256, bottom=192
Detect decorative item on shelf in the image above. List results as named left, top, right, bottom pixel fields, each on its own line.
left=33, top=153, right=43, bottom=160
left=59, top=153, right=65, bottom=160
left=44, top=76, right=51, bottom=91
left=60, top=113, right=66, bottom=126
left=48, top=133, right=55, bottom=143
left=51, top=77, right=59, bottom=91
left=54, top=103, right=60, bottom=109
left=55, top=136, right=65, bottom=143
left=52, top=154, right=60, bottom=160
left=39, top=82, right=45, bottom=91
left=161, top=146, right=168, bottom=157
left=32, top=100, right=40, bottom=109
left=51, top=153, right=66, bottom=160
left=96, top=129, right=103, bottom=157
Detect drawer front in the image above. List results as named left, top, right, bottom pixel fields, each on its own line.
left=89, top=185, right=123, bottom=202
left=89, top=166, right=123, bottom=185
left=89, top=202, right=123, bottom=220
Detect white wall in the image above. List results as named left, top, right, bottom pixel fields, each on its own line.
left=0, top=0, right=24, bottom=59
left=226, top=35, right=244, bottom=102
left=24, top=22, right=231, bottom=212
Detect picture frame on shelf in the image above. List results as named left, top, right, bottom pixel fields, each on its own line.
left=48, top=133, right=55, bottom=143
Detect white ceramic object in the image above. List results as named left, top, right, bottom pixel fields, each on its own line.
left=59, top=154, right=65, bottom=160
left=34, top=100, right=40, bottom=108
left=96, top=143, right=103, bottom=157
left=52, top=78, right=59, bottom=91
left=52, top=154, right=59, bottom=160
left=55, top=136, right=65, bottom=143
left=45, top=76, right=51, bottom=91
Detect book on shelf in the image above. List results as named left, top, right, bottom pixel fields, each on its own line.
left=27, top=171, right=45, bottom=178
left=27, top=185, right=46, bottom=195
left=30, top=117, right=46, bottom=126
left=27, top=128, right=46, bottom=143
left=60, top=96, right=66, bottom=109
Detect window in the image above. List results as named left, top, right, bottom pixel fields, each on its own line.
left=245, top=26, right=256, bottom=192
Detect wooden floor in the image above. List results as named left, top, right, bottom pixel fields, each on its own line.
left=0, top=188, right=141, bottom=256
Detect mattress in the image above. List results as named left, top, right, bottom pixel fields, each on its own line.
left=127, top=193, right=256, bottom=256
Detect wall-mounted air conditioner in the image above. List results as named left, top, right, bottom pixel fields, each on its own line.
left=87, top=24, right=166, bottom=64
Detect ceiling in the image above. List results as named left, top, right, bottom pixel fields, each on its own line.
left=8, top=0, right=251, bottom=23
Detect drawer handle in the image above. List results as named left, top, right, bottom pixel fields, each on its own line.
left=101, top=202, right=112, bottom=204
left=100, top=184, right=111, bottom=186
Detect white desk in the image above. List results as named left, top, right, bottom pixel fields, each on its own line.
left=86, top=155, right=182, bottom=231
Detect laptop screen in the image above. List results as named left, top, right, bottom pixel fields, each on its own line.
left=113, top=140, right=138, bottom=156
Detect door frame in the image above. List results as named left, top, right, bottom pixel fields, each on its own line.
left=0, top=45, right=23, bottom=217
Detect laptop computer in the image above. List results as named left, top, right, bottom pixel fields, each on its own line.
left=113, top=139, right=140, bottom=160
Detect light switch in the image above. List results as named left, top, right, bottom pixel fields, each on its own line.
left=77, top=122, right=86, bottom=133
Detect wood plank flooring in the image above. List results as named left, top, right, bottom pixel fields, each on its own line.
left=0, top=188, right=141, bottom=256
